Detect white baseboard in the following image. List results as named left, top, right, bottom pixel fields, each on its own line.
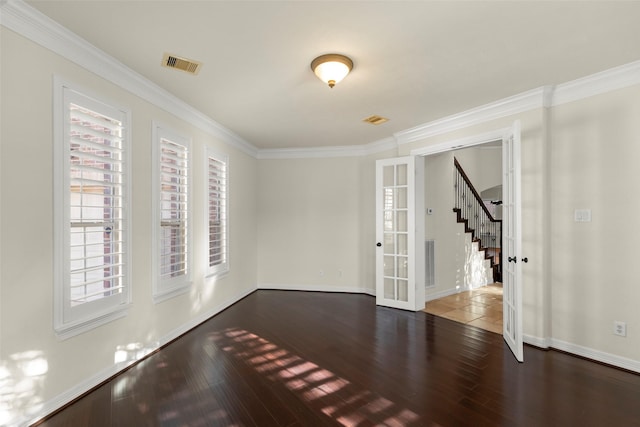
left=523, top=334, right=551, bottom=349
left=425, top=287, right=460, bottom=302
left=524, top=334, right=638, bottom=373
left=22, top=287, right=256, bottom=427
left=258, top=283, right=376, bottom=297
left=549, top=338, right=640, bottom=374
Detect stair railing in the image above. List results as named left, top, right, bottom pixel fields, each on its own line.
left=453, top=157, right=502, bottom=281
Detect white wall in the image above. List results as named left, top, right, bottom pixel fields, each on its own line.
left=257, top=157, right=363, bottom=292
left=424, top=151, right=493, bottom=299
left=0, top=27, right=258, bottom=425
left=549, top=84, right=640, bottom=362
left=454, top=146, right=503, bottom=195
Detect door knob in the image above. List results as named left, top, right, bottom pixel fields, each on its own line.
left=376, top=242, right=382, bottom=247
left=521, top=257, right=528, bottom=263
left=508, top=256, right=517, bottom=263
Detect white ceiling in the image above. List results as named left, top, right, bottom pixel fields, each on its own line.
left=27, top=1, right=640, bottom=150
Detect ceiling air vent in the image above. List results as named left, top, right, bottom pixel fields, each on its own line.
left=362, top=115, right=389, bottom=125
left=161, top=53, right=202, bottom=75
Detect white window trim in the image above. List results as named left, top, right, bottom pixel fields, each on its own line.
left=152, top=121, right=193, bottom=303
left=205, top=147, right=229, bottom=278
left=53, top=76, right=132, bottom=339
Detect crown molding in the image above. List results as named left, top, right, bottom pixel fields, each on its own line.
left=0, top=0, right=258, bottom=158
left=257, top=137, right=397, bottom=159
left=551, top=60, right=640, bottom=107
left=395, top=87, right=547, bottom=145
left=395, top=60, right=640, bottom=146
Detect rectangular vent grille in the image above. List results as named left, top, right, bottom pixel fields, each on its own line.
left=162, top=53, right=202, bottom=75
left=362, top=115, right=389, bottom=125
left=426, top=240, right=435, bottom=288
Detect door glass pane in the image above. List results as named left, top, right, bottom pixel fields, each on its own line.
left=384, top=188, right=395, bottom=210
left=396, top=187, right=407, bottom=209
left=384, top=256, right=395, bottom=277
left=396, top=164, right=407, bottom=185
left=384, top=278, right=395, bottom=299
left=397, top=233, right=407, bottom=255
left=397, top=279, right=408, bottom=302
left=397, top=256, right=408, bottom=279
left=396, top=211, right=407, bottom=232
left=384, top=233, right=394, bottom=254
left=383, top=212, right=394, bottom=231
left=383, top=166, right=394, bottom=187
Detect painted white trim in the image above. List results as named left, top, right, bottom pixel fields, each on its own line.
left=0, top=0, right=258, bottom=158
left=410, top=128, right=508, bottom=157
left=22, top=287, right=256, bottom=427
left=425, top=287, right=461, bottom=302
left=258, top=283, right=376, bottom=297
left=396, top=88, right=546, bottom=145
left=552, top=60, right=640, bottom=107
left=151, top=122, right=194, bottom=303
left=52, top=76, right=133, bottom=339
left=522, top=334, right=639, bottom=373
left=204, top=147, right=230, bottom=278
left=523, top=334, right=551, bottom=349
left=397, top=60, right=640, bottom=146
left=257, top=137, right=397, bottom=160
left=549, top=338, right=640, bottom=374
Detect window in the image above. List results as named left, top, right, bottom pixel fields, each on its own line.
left=54, top=79, right=131, bottom=338
left=206, top=149, right=228, bottom=276
left=152, top=123, right=192, bottom=301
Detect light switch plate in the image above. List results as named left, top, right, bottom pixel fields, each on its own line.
left=574, top=209, right=591, bottom=222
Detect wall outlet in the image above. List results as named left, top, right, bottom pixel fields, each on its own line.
left=613, top=321, right=627, bottom=337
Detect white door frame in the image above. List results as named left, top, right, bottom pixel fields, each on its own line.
left=410, top=122, right=523, bottom=362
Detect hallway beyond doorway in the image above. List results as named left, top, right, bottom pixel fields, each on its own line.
left=423, top=283, right=503, bottom=334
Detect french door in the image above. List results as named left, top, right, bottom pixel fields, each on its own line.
left=502, top=121, right=524, bottom=362
left=375, top=156, right=424, bottom=311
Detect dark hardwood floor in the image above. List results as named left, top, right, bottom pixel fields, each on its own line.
left=37, top=290, right=640, bottom=426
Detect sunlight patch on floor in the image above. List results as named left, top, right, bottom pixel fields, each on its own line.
left=212, top=327, right=421, bottom=426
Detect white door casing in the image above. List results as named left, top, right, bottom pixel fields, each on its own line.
left=409, top=122, right=524, bottom=362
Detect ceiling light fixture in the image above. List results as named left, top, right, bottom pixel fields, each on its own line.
left=310, top=54, right=353, bottom=88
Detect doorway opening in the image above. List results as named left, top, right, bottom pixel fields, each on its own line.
left=419, top=141, right=503, bottom=334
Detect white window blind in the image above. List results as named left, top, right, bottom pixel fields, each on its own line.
left=69, top=104, right=126, bottom=304
left=152, top=123, right=191, bottom=301
left=207, top=150, right=228, bottom=276
left=54, top=78, right=131, bottom=338
left=160, top=138, right=189, bottom=280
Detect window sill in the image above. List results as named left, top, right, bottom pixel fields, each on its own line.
left=55, top=305, right=129, bottom=341
left=153, top=282, right=192, bottom=304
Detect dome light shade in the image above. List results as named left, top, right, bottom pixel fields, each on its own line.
left=311, top=54, right=353, bottom=88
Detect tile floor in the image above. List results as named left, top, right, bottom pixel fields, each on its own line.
left=423, top=283, right=503, bottom=334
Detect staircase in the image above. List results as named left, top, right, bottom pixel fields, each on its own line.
left=452, top=157, right=502, bottom=282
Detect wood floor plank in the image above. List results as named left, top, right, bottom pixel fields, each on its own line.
left=36, top=290, right=640, bottom=427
